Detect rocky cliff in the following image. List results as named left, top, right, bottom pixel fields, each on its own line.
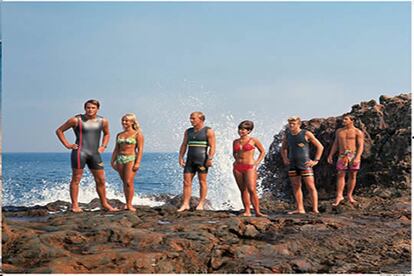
left=259, top=94, right=411, bottom=201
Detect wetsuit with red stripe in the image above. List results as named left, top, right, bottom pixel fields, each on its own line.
left=70, top=114, right=104, bottom=170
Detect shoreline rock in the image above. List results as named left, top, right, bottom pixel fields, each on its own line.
left=2, top=195, right=411, bottom=273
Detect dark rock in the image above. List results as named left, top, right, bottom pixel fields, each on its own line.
left=164, top=195, right=213, bottom=210
left=259, top=93, right=411, bottom=201
left=2, top=195, right=410, bottom=273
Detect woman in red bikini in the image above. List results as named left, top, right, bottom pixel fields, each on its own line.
left=232, top=120, right=266, bottom=217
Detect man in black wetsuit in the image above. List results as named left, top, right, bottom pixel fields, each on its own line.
left=178, top=112, right=216, bottom=212
left=281, top=116, right=324, bottom=214
left=56, top=99, right=117, bottom=212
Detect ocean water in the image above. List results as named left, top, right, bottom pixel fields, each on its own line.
left=2, top=152, right=247, bottom=210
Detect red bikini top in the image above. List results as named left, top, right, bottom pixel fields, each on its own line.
left=234, top=138, right=255, bottom=152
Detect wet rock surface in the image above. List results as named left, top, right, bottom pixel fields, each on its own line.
left=2, top=195, right=411, bottom=273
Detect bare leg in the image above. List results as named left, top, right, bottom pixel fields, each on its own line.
left=233, top=168, right=251, bottom=216
left=70, top=169, right=84, bottom=212
left=116, top=163, right=126, bottom=209
left=303, top=176, right=319, bottom=213
left=121, top=162, right=137, bottom=211
left=288, top=176, right=306, bottom=214
left=246, top=169, right=266, bottom=217
left=347, top=171, right=358, bottom=203
left=91, top=169, right=118, bottom=212
left=333, top=171, right=346, bottom=206
left=196, top=173, right=208, bottom=210
left=178, top=173, right=194, bottom=212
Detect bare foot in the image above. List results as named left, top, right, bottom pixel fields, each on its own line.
left=311, top=210, right=320, bottom=214
left=347, top=196, right=357, bottom=204
left=126, top=205, right=136, bottom=212
left=177, top=206, right=190, bottom=212
left=255, top=212, right=268, bottom=217
left=287, top=209, right=306, bottom=215
left=332, top=196, right=344, bottom=206
left=240, top=212, right=252, bottom=217
left=71, top=207, right=83, bottom=213
left=103, top=206, right=119, bottom=212
left=195, top=204, right=204, bottom=211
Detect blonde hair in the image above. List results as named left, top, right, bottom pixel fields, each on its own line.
left=288, top=116, right=301, bottom=123
left=122, top=113, right=141, bottom=132
left=190, top=111, right=205, bottom=122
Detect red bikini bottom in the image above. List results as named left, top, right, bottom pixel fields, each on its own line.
left=233, top=163, right=255, bottom=173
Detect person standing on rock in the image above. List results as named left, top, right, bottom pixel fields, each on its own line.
left=177, top=112, right=216, bottom=212
left=281, top=116, right=324, bottom=214
left=232, top=120, right=267, bottom=217
left=328, top=114, right=364, bottom=206
left=56, top=99, right=118, bottom=212
left=111, top=113, right=144, bottom=212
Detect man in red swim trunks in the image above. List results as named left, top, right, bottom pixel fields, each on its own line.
left=328, top=114, right=364, bottom=206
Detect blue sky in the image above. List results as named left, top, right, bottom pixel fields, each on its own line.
left=2, top=2, right=411, bottom=152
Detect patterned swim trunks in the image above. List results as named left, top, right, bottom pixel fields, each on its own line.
left=336, top=150, right=360, bottom=171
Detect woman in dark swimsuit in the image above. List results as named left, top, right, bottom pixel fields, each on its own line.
left=111, top=113, right=144, bottom=211
left=232, top=120, right=266, bottom=217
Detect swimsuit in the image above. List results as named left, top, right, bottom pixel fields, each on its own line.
left=115, top=154, right=136, bottom=165
left=71, top=115, right=104, bottom=170
left=286, top=129, right=313, bottom=177
left=184, top=127, right=210, bottom=174
left=115, top=135, right=137, bottom=164
left=117, top=136, right=136, bottom=145
left=233, top=163, right=255, bottom=173
left=336, top=150, right=360, bottom=171
left=233, top=138, right=255, bottom=173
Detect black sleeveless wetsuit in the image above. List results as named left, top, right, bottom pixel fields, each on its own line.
left=71, top=114, right=105, bottom=170
left=184, top=126, right=210, bottom=174
left=286, top=129, right=313, bottom=176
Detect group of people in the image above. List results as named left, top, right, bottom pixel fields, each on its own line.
left=56, top=99, right=364, bottom=216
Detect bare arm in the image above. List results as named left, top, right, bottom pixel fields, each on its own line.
left=178, top=130, right=188, bottom=167
left=55, top=117, right=78, bottom=150
left=253, top=138, right=266, bottom=166
left=327, top=130, right=339, bottom=164
left=354, top=129, right=364, bottom=162
left=232, top=140, right=238, bottom=160
left=306, top=131, right=324, bottom=167
left=98, top=118, right=110, bottom=153
left=205, top=128, right=216, bottom=167
left=281, top=134, right=290, bottom=166
left=111, top=134, right=120, bottom=170
left=133, top=131, right=144, bottom=171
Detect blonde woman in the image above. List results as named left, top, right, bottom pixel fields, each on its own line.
left=111, top=113, right=144, bottom=211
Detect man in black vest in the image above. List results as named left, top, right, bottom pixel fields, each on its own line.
left=281, top=116, right=323, bottom=214
left=178, top=111, right=216, bottom=212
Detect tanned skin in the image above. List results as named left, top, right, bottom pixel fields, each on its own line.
left=232, top=126, right=266, bottom=217
left=56, top=102, right=117, bottom=213
left=281, top=120, right=324, bottom=214
left=178, top=113, right=216, bottom=212
left=328, top=116, right=364, bottom=206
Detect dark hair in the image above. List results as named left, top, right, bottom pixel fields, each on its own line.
left=84, top=99, right=100, bottom=109
left=343, top=113, right=355, bottom=121
left=238, top=120, right=254, bottom=131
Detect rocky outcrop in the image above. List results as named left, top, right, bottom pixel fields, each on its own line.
left=2, top=196, right=411, bottom=273
left=259, top=94, right=411, bottom=201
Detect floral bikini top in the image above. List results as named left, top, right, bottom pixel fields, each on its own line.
left=117, top=135, right=136, bottom=145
